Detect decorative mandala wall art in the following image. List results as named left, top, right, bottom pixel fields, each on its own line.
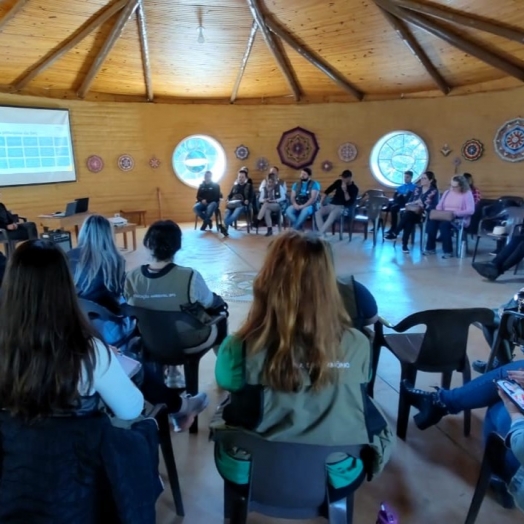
left=494, top=118, right=524, bottom=162
left=338, top=142, right=358, bottom=162
left=149, top=156, right=161, bottom=169
left=321, top=160, right=333, bottom=172
left=461, top=139, right=484, bottom=161
left=235, top=145, right=249, bottom=160
left=86, top=155, right=104, bottom=173
left=255, top=157, right=269, bottom=171
left=117, top=154, right=135, bottom=172
left=277, top=126, right=319, bottom=169
left=440, top=144, right=452, bottom=157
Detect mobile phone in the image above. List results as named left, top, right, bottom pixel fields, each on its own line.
left=496, top=379, right=524, bottom=412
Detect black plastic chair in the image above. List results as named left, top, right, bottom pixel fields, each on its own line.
left=212, top=429, right=369, bottom=524
left=350, top=195, right=389, bottom=245
left=122, top=305, right=224, bottom=433
left=464, top=432, right=507, bottom=524
left=486, top=310, right=524, bottom=373
left=194, top=206, right=223, bottom=232
left=372, top=308, right=496, bottom=439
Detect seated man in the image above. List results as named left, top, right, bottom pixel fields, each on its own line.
left=285, top=167, right=320, bottom=230
left=193, top=170, right=221, bottom=231
left=385, top=170, right=416, bottom=235
left=473, top=233, right=524, bottom=281
left=315, top=170, right=358, bottom=236
left=257, top=172, right=287, bottom=237
left=0, top=200, right=38, bottom=242
left=220, top=169, right=253, bottom=237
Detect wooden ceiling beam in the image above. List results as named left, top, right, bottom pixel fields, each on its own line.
left=265, top=18, right=363, bottom=101
left=14, top=0, right=128, bottom=91
left=375, top=0, right=524, bottom=83
left=374, top=3, right=450, bottom=95
left=246, top=0, right=300, bottom=101
left=0, top=0, right=28, bottom=33
left=78, top=0, right=140, bottom=99
left=231, top=21, right=258, bottom=104
left=394, top=0, right=524, bottom=44
left=136, top=0, right=153, bottom=102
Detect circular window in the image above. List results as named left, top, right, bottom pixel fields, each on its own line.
left=172, top=135, right=226, bottom=188
left=369, top=131, right=429, bottom=187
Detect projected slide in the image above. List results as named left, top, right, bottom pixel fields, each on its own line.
left=0, top=106, right=77, bottom=187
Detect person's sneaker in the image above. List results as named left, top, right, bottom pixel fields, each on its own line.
left=401, top=380, right=448, bottom=430
left=385, top=232, right=397, bottom=240
left=265, top=227, right=273, bottom=237
left=166, top=366, right=186, bottom=389
left=171, top=393, right=210, bottom=431
left=472, top=261, right=500, bottom=281
left=472, top=357, right=503, bottom=374
left=422, top=250, right=436, bottom=256
left=489, top=475, right=515, bottom=509
left=200, top=221, right=207, bottom=231
left=402, top=246, right=410, bottom=254
left=442, top=252, right=453, bottom=259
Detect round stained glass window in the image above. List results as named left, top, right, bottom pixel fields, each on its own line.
left=172, top=135, right=226, bottom=188
left=370, top=131, right=429, bottom=187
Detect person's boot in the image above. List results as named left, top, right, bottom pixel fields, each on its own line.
left=200, top=220, right=207, bottom=231
left=265, top=227, right=273, bottom=237
left=472, top=261, right=500, bottom=281
left=220, top=224, right=229, bottom=237
left=208, top=219, right=213, bottom=230
left=401, top=380, right=449, bottom=430
left=489, top=475, right=515, bottom=509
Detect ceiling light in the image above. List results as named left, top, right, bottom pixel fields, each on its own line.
left=197, top=26, right=205, bottom=44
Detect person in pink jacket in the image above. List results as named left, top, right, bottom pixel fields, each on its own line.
left=423, top=175, right=475, bottom=259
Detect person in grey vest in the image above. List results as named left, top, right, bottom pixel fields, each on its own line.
left=256, top=172, right=287, bottom=236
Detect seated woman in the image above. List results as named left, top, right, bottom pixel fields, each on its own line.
left=256, top=172, right=287, bottom=236
left=68, top=214, right=125, bottom=313
left=403, top=365, right=524, bottom=510
left=212, top=231, right=394, bottom=490
left=423, top=174, right=474, bottom=259
left=384, top=171, right=439, bottom=253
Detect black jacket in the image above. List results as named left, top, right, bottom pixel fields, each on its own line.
left=227, top=182, right=253, bottom=203
left=0, top=203, right=15, bottom=229
left=324, top=180, right=359, bottom=207
left=196, top=182, right=221, bottom=203
left=0, top=412, right=162, bottom=524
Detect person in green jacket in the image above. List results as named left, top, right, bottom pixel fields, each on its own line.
left=211, top=231, right=394, bottom=490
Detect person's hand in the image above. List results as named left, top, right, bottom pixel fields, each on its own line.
left=293, top=203, right=300, bottom=210
left=243, top=199, right=249, bottom=205
left=109, top=345, right=121, bottom=356
left=507, top=370, right=524, bottom=387
left=6, top=224, right=17, bottom=230
left=201, top=199, right=207, bottom=205
left=498, top=388, right=523, bottom=417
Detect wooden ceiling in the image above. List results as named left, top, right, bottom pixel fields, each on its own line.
left=0, top=0, right=524, bottom=104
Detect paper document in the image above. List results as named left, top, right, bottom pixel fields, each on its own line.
left=116, top=354, right=142, bottom=378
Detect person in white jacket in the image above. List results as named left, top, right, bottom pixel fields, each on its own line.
left=257, top=171, right=287, bottom=236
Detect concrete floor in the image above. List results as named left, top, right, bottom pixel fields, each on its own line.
left=122, top=224, right=523, bottom=524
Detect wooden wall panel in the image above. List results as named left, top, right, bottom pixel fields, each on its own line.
left=0, top=87, right=523, bottom=228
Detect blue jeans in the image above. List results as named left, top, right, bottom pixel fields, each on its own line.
left=440, top=360, right=524, bottom=413
left=193, top=201, right=218, bottom=221
left=285, top=205, right=315, bottom=230
left=224, top=206, right=245, bottom=228
left=425, top=219, right=453, bottom=253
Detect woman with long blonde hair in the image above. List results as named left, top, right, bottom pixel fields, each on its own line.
left=212, top=231, right=393, bottom=489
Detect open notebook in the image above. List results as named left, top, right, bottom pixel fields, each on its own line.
left=116, top=354, right=142, bottom=378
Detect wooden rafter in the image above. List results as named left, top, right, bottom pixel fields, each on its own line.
left=78, top=0, right=140, bottom=99
left=394, top=0, right=524, bottom=44
left=266, top=18, right=363, bottom=101
left=0, top=0, right=28, bottom=33
left=245, top=0, right=300, bottom=101
left=14, top=0, right=128, bottom=91
left=375, top=0, right=524, bottom=83
left=374, top=3, right=450, bottom=95
left=136, top=0, right=153, bottom=102
left=231, top=21, right=258, bottom=104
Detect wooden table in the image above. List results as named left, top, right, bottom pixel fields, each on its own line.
left=38, top=212, right=93, bottom=239
left=113, top=223, right=137, bottom=251
left=120, top=210, right=147, bottom=227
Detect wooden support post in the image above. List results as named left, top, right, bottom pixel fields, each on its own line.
left=137, top=0, right=153, bottom=102
left=231, top=21, right=258, bottom=103
left=394, top=0, right=524, bottom=44
left=15, top=0, right=128, bottom=90
left=246, top=0, right=300, bottom=101
left=375, top=3, right=450, bottom=94
left=78, top=0, right=141, bottom=99
left=0, top=0, right=28, bottom=33
left=375, top=0, right=524, bottom=83
left=266, top=18, right=363, bottom=101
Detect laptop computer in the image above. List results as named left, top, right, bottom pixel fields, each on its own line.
left=75, top=197, right=89, bottom=213
left=52, top=201, right=78, bottom=217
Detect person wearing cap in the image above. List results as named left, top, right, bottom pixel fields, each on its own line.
left=285, top=167, right=321, bottom=230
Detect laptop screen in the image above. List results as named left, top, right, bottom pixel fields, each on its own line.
left=75, top=197, right=89, bottom=213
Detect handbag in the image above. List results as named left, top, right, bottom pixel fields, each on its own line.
left=429, top=209, right=454, bottom=221
left=227, top=193, right=245, bottom=210
left=405, top=202, right=423, bottom=214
